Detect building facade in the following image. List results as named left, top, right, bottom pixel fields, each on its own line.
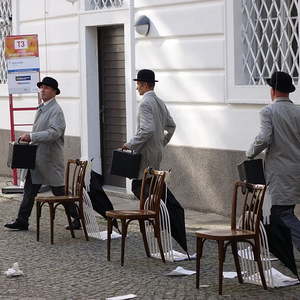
left=0, top=0, right=298, bottom=215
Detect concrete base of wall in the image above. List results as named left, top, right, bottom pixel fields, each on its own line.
left=161, top=145, right=246, bottom=217
left=0, top=129, right=81, bottom=177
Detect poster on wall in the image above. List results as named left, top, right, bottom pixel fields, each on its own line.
left=5, top=34, right=40, bottom=94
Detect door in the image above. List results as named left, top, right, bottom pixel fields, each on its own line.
left=98, top=25, right=126, bottom=187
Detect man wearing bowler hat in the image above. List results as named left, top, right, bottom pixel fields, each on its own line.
left=5, top=77, right=80, bottom=231
left=247, top=71, right=300, bottom=250
left=123, top=69, right=176, bottom=195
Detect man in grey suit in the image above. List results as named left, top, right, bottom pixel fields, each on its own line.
left=122, top=69, right=188, bottom=253
left=247, top=71, right=300, bottom=250
left=5, top=77, right=79, bottom=231
left=123, top=69, right=176, bottom=195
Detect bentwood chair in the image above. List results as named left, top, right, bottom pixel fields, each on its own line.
left=106, top=167, right=167, bottom=266
left=195, top=181, right=267, bottom=295
left=36, top=159, right=89, bottom=244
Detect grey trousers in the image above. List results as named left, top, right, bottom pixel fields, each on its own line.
left=16, top=171, right=78, bottom=225
left=271, top=205, right=300, bottom=251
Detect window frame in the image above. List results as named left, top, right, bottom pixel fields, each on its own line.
left=225, top=0, right=300, bottom=104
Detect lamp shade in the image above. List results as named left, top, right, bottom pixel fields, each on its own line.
left=135, top=15, right=150, bottom=36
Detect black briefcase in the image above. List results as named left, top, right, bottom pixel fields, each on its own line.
left=110, top=149, right=141, bottom=179
left=237, top=159, right=266, bottom=184
left=7, top=141, right=38, bottom=169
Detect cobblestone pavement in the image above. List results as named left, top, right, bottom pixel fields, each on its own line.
left=1, top=197, right=300, bottom=299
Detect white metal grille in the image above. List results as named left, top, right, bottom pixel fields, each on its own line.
left=0, top=0, right=12, bottom=84
left=241, top=0, right=299, bottom=85
left=87, top=0, right=124, bottom=10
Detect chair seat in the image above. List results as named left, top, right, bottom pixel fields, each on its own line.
left=106, top=209, right=156, bottom=219
left=36, top=195, right=80, bottom=203
left=195, top=227, right=255, bottom=240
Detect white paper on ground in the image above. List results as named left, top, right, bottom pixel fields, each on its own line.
left=238, top=246, right=278, bottom=261
left=99, top=231, right=122, bottom=240
left=172, top=250, right=197, bottom=261
left=247, top=267, right=300, bottom=287
left=223, top=271, right=246, bottom=279
left=270, top=268, right=300, bottom=287
left=224, top=267, right=299, bottom=287
left=106, top=294, right=137, bottom=300
left=165, top=266, right=196, bottom=276
left=152, top=250, right=196, bottom=262
left=88, top=231, right=121, bottom=240
left=4, top=262, right=24, bottom=277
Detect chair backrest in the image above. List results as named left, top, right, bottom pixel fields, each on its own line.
left=139, top=168, right=166, bottom=212
left=231, top=181, right=266, bottom=233
left=64, top=159, right=88, bottom=197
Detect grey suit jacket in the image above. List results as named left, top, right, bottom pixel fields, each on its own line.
left=126, top=91, right=176, bottom=179
left=30, top=99, right=65, bottom=186
left=247, top=97, right=300, bottom=205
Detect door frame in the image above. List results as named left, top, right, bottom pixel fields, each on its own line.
left=79, top=5, right=136, bottom=193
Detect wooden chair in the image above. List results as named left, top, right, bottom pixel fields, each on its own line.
left=36, top=159, right=89, bottom=244
left=106, top=168, right=167, bottom=266
left=195, top=181, right=267, bottom=295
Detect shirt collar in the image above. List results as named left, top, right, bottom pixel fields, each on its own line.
left=274, top=97, right=292, bottom=103
left=42, top=97, right=55, bottom=106
left=143, top=90, right=155, bottom=97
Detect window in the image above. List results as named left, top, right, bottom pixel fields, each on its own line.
left=241, top=0, right=299, bottom=85
left=0, top=0, right=12, bottom=84
left=87, top=0, right=124, bottom=10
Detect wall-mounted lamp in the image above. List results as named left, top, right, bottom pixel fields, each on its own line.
left=135, top=15, right=150, bottom=36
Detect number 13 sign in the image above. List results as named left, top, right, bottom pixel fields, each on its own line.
left=5, top=35, right=39, bottom=59
left=14, top=39, right=29, bottom=50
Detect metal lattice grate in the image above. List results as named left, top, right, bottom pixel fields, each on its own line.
left=241, top=0, right=299, bottom=85
left=87, top=0, right=124, bottom=10
left=0, top=0, right=12, bottom=84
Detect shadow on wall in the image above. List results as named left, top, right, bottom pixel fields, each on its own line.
left=161, top=145, right=246, bottom=217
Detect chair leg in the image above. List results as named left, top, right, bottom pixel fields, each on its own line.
left=65, top=207, right=75, bottom=239
left=121, top=219, right=128, bottom=266
left=107, top=217, right=113, bottom=261
left=139, top=219, right=150, bottom=258
left=49, top=203, right=55, bottom=245
left=217, top=240, right=225, bottom=295
left=79, top=204, right=89, bottom=241
left=36, top=202, right=41, bottom=242
left=231, top=241, right=243, bottom=284
left=153, top=219, right=165, bottom=263
left=196, top=237, right=204, bottom=289
left=253, top=238, right=268, bottom=290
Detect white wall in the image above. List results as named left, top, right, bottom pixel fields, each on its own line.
left=0, top=0, right=268, bottom=152
left=134, top=0, right=265, bottom=151
left=0, top=0, right=81, bottom=137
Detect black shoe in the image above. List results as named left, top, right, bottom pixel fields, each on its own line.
left=4, top=220, right=28, bottom=231
left=65, top=219, right=81, bottom=230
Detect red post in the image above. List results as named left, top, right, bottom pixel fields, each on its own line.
left=9, top=94, right=18, bottom=185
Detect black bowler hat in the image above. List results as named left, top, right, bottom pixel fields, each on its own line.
left=266, top=71, right=295, bottom=93
left=133, top=69, right=158, bottom=83
left=37, top=77, right=60, bottom=95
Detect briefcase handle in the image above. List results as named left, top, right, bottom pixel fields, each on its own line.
left=17, top=137, right=30, bottom=145
left=120, top=148, right=135, bottom=154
